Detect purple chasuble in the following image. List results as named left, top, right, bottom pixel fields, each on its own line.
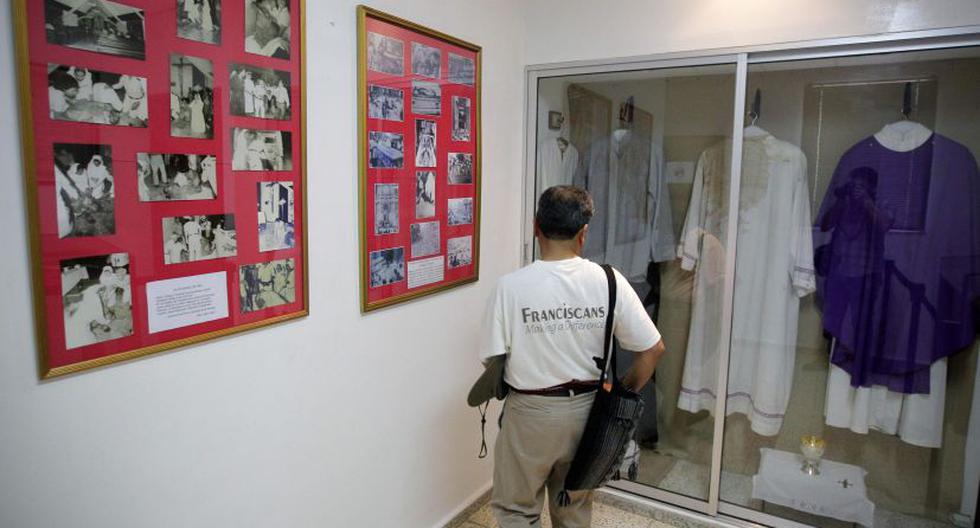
left=814, top=133, right=980, bottom=393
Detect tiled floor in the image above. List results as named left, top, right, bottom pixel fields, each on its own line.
left=458, top=499, right=678, bottom=528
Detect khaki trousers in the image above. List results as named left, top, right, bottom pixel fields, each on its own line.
left=491, top=391, right=596, bottom=528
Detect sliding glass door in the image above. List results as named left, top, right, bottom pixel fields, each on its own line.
left=524, top=32, right=980, bottom=528
left=719, top=45, right=980, bottom=528
left=531, top=59, right=739, bottom=512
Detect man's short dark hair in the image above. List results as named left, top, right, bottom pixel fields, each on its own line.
left=535, top=185, right=594, bottom=240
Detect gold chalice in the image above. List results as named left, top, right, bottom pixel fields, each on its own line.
left=800, top=435, right=826, bottom=476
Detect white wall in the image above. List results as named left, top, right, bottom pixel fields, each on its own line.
left=0, top=1, right=524, bottom=527
left=524, top=0, right=980, bottom=65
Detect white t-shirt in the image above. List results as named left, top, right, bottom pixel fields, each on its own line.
left=480, top=256, right=661, bottom=390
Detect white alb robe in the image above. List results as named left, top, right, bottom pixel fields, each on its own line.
left=677, top=128, right=816, bottom=436
left=605, top=129, right=675, bottom=280
left=536, top=138, right=578, bottom=192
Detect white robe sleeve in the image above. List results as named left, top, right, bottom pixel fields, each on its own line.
left=789, top=153, right=816, bottom=297
left=678, top=150, right=709, bottom=271
left=565, top=144, right=580, bottom=185
left=649, top=143, right=676, bottom=263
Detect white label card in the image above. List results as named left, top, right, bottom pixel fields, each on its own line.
left=407, top=256, right=444, bottom=289
left=146, top=271, right=229, bottom=333
left=666, top=161, right=695, bottom=184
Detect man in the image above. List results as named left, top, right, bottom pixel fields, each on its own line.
left=183, top=217, right=203, bottom=261
left=165, top=233, right=186, bottom=265
left=480, top=185, right=665, bottom=528
left=254, top=78, right=268, bottom=119
left=170, top=82, right=181, bottom=122
left=244, top=71, right=256, bottom=116
left=113, top=74, right=147, bottom=124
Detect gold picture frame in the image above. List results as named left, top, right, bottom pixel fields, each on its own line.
left=14, top=0, right=310, bottom=379
left=357, top=6, right=482, bottom=312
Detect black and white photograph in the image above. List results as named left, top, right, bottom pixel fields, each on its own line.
left=171, top=54, right=215, bottom=139
left=137, top=153, right=217, bottom=202
left=415, top=171, right=436, bottom=219
left=366, top=31, right=403, bottom=75
left=162, top=215, right=237, bottom=264
left=415, top=119, right=437, bottom=168
left=258, top=182, right=295, bottom=251
left=232, top=128, right=293, bottom=170
left=60, top=253, right=133, bottom=349
left=240, top=258, right=295, bottom=313
left=448, top=152, right=473, bottom=184
left=48, top=65, right=147, bottom=127
left=368, top=131, right=404, bottom=169
left=452, top=96, right=471, bottom=141
left=548, top=111, right=564, bottom=130
left=411, top=42, right=441, bottom=78
left=374, top=183, right=399, bottom=235
left=410, top=221, right=440, bottom=258
left=447, top=235, right=472, bottom=268
left=54, top=143, right=114, bottom=239
left=244, top=0, right=291, bottom=59
left=448, top=53, right=475, bottom=85
left=412, top=80, right=441, bottom=116
left=44, top=0, right=146, bottom=60
left=230, top=63, right=291, bottom=120
left=369, top=247, right=405, bottom=288
left=368, top=85, right=403, bottom=121
left=178, top=0, right=220, bottom=44
left=447, top=197, right=473, bottom=226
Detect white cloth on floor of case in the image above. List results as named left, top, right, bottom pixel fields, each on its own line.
left=676, top=129, right=815, bottom=436
left=536, top=138, right=579, bottom=193
left=824, top=359, right=946, bottom=448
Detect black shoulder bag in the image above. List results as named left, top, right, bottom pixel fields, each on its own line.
left=556, top=264, right=645, bottom=505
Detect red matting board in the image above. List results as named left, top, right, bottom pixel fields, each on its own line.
left=14, top=0, right=308, bottom=378
left=358, top=6, right=481, bottom=312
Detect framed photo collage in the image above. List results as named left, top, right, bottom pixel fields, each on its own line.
left=357, top=6, right=482, bottom=312
left=14, top=0, right=308, bottom=378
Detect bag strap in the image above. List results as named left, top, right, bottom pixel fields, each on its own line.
left=599, top=264, right=618, bottom=387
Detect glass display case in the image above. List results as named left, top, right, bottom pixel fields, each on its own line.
left=526, top=34, right=980, bottom=528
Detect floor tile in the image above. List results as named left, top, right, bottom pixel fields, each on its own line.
left=593, top=501, right=655, bottom=527
left=465, top=503, right=495, bottom=527
left=462, top=495, right=668, bottom=528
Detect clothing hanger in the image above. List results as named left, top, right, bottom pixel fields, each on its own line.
left=612, top=96, right=635, bottom=147
left=744, top=89, right=768, bottom=137
left=747, top=88, right=761, bottom=126
left=617, top=96, right=635, bottom=130
left=883, top=82, right=928, bottom=132
left=875, top=82, right=933, bottom=151
left=901, top=81, right=914, bottom=120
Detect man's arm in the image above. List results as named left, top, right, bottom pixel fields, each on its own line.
left=622, top=339, right=665, bottom=392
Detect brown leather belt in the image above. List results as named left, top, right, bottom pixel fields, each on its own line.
left=510, top=380, right=601, bottom=397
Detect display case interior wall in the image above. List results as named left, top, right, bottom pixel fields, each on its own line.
left=533, top=46, right=979, bottom=528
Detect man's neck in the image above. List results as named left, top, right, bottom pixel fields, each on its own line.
left=538, top=240, right=581, bottom=262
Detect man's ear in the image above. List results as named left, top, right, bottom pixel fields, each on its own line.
left=577, top=224, right=589, bottom=245
left=533, top=219, right=542, bottom=238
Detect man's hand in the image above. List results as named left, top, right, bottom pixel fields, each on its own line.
left=622, top=339, right=665, bottom=392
